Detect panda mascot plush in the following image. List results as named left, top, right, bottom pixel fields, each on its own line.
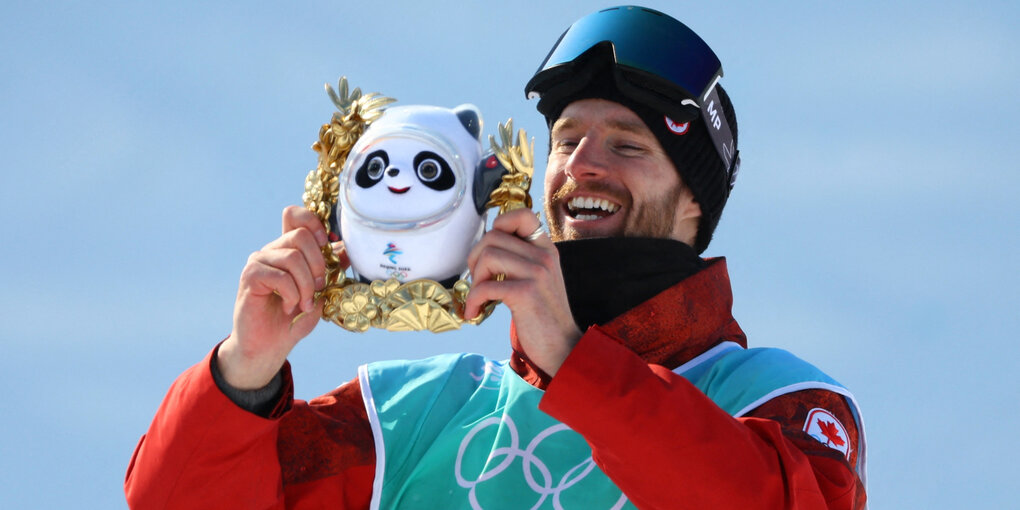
left=332, top=104, right=504, bottom=286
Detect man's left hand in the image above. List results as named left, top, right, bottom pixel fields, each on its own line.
left=465, top=209, right=582, bottom=377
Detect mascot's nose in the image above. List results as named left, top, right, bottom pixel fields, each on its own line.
left=387, top=168, right=400, bottom=177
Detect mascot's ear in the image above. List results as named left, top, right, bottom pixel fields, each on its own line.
left=473, top=151, right=509, bottom=214
left=453, top=104, right=483, bottom=141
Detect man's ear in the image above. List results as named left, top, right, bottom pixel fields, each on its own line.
left=677, top=186, right=702, bottom=222
left=673, top=185, right=702, bottom=246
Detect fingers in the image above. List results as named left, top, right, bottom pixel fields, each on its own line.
left=240, top=207, right=331, bottom=315
left=490, top=207, right=547, bottom=242
left=468, top=234, right=557, bottom=286
left=263, top=226, right=328, bottom=290
left=467, top=210, right=549, bottom=271
left=465, top=209, right=562, bottom=320
left=464, top=278, right=528, bottom=319
left=282, top=205, right=329, bottom=246
left=242, top=248, right=317, bottom=314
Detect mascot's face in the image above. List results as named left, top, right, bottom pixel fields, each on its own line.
left=337, top=104, right=489, bottom=283
left=344, top=128, right=463, bottom=226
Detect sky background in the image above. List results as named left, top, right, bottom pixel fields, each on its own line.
left=1, top=1, right=1017, bottom=508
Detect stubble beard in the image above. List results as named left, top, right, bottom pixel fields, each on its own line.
left=545, top=180, right=683, bottom=242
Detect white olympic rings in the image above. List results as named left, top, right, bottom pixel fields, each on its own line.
left=454, top=415, right=629, bottom=510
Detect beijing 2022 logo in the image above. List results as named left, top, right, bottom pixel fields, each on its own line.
left=383, top=243, right=402, bottom=264
left=381, top=242, right=409, bottom=281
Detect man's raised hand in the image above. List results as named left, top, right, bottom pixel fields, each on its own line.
left=465, top=208, right=581, bottom=377
left=218, top=206, right=342, bottom=389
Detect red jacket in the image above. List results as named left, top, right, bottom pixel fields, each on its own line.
left=126, top=259, right=866, bottom=509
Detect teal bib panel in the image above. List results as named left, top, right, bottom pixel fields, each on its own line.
left=360, top=353, right=633, bottom=509
left=677, top=342, right=843, bottom=415
left=359, top=343, right=865, bottom=509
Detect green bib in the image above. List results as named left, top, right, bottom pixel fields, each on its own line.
left=358, top=342, right=864, bottom=509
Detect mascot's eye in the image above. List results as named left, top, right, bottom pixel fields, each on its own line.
left=417, top=159, right=441, bottom=182
left=355, top=150, right=388, bottom=188
left=413, top=151, right=454, bottom=191
left=367, top=156, right=386, bottom=180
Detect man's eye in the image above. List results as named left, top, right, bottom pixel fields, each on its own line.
left=616, top=143, right=644, bottom=154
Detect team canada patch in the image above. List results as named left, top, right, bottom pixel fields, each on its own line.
left=804, top=408, right=850, bottom=459
left=664, top=116, right=690, bottom=135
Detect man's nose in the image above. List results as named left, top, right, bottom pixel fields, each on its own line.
left=564, top=138, right=608, bottom=181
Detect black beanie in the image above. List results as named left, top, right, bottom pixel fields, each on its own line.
left=539, top=70, right=737, bottom=254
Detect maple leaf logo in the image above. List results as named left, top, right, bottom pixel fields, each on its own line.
left=816, top=419, right=845, bottom=447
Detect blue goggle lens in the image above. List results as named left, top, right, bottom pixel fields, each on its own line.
left=531, top=6, right=722, bottom=104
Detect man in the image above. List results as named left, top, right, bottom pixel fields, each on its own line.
left=126, top=6, right=866, bottom=509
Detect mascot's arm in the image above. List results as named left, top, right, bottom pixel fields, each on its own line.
left=539, top=327, right=865, bottom=510
left=125, top=346, right=375, bottom=509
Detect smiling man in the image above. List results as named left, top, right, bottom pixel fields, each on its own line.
left=127, top=6, right=867, bottom=510
left=545, top=100, right=700, bottom=241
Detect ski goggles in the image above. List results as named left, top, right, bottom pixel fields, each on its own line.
left=525, top=5, right=738, bottom=174
left=526, top=6, right=722, bottom=109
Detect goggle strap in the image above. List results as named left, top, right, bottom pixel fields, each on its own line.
left=702, top=75, right=723, bottom=103
left=700, top=85, right=739, bottom=180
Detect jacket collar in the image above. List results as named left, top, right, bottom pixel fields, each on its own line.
left=510, top=258, right=746, bottom=388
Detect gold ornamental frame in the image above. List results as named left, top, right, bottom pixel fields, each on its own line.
left=301, top=77, right=535, bottom=333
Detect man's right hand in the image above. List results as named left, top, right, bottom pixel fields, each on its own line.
left=217, top=206, right=339, bottom=390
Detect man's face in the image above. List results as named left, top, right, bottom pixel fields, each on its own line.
left=544, top=99, right=700, bottom=243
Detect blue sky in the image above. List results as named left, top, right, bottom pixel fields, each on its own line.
left=1, top=1, right=1017, bottom=508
